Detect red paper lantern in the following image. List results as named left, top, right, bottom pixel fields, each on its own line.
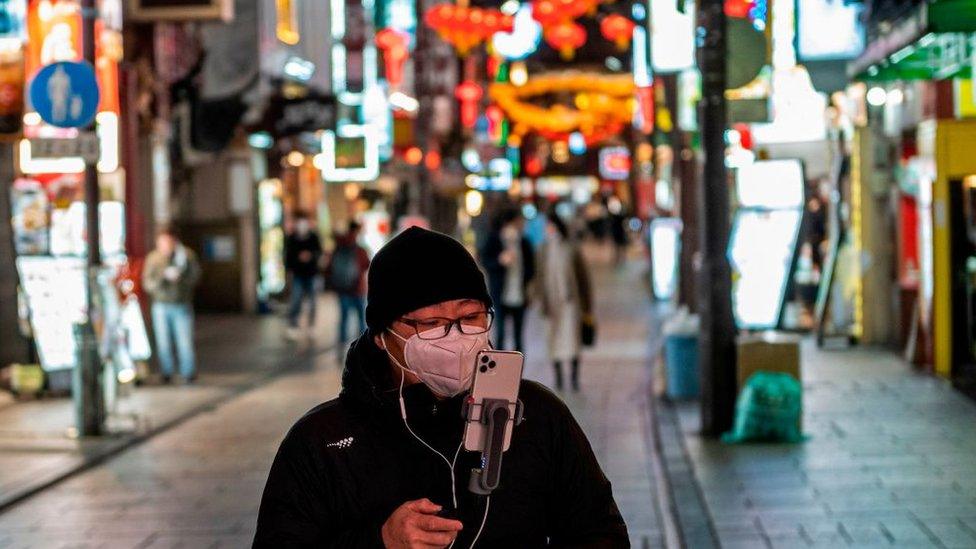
left=532, top=0, right=593, bottom=26
left=544, top=21, right=586, bottom=61
left=600, top=14, right=635, bottom=51
left=375, top=28, right=410, bottom=89
left=532, top=0, right=563, bottom=27
left=424, top=4, right=514, bottom=56
left=554, top=0, right=590, bottom=20
left=456, top=80, right=483, bottom=128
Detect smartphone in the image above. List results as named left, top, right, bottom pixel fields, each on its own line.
left=463, top=350, right=524, bottom=452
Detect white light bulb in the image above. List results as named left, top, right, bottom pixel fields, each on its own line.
left=866, top=87, right=887, bottom=107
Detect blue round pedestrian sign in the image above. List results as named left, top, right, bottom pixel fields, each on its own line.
left=29, top=61, right=100, bottom=129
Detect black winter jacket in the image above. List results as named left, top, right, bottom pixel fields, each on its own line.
left=253, top=335, right=629, bottom=547
left=284, top=232, right=323, bottom=279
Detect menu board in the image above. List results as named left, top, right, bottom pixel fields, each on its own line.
left=16, top=256, right=88, bottom=371
left=16, top=256, right=150, bottom=372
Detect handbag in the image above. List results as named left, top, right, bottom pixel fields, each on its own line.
left=580, top=314, right=597, bottom=347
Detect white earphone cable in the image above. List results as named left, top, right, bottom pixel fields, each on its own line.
left=391, top=343, right=464, bottom=510
left=468, top=496, right=491, bottom=549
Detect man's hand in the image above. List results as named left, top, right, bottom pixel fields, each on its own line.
left=163, top=266, right=181, bottom=282
left=381, top=499, right=463, bottom=548
left=499, top=250, right=515, bottom=267
left=299, top=251, right=313, bottom=263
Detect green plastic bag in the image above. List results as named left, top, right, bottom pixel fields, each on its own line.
left=722, top=371, right=805, bottom=444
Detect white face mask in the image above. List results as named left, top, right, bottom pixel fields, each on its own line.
left=386, top=325, right=490, bottom=397
left=295, top=219, right=310, bottom=236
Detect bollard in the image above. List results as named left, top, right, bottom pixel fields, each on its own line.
left=73, top=322, right=105, bottom=436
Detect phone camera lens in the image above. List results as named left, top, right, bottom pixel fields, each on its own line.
left=480, top=365, right=488, bottom=373
left=481, top=355, right=490, bottom=364
left=488, top=361, right=497, bottom=369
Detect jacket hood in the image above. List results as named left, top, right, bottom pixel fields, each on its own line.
left=339, top=334, right=397, bottom=412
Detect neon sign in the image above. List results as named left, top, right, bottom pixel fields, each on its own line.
left=319, top=124, right=379, bottom=182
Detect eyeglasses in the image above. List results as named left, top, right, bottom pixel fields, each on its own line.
left=397, top=310, right=494, bottom=340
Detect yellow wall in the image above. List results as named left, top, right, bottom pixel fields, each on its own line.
left=933, top=120, right=976, bottom=377
left=853, top=129, right=896, bottom=345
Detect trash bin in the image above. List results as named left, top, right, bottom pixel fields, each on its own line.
left=663, top=308, right=700, bottom=399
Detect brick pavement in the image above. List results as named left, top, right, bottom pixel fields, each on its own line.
left=0, top=294, right=343, bottom=510
left=0, top=246, right=670, bottom=548
left=660, top=341, right=976, bottom=549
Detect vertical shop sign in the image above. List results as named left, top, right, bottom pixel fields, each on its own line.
left=20, top=0, right=120, bottom=174
left=0, top=0, right=25, bottom=135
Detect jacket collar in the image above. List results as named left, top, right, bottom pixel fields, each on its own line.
left=339, top=334, right=464, bottom=425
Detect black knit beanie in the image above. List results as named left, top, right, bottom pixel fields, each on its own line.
left=366, top=227, right=492, bottom=335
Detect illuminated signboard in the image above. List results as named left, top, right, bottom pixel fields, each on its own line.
left=465, top=158, right=513, bottom=191
left=729, top=159, right=805, bottom=329
left=650, top=217, right=681, bottom=300
left=599, top=146, right=631, bottom=180
left=796, top=0, right=864, bottom=61
left=319, top=124, right=379, bottom=182
left=650, top=0, right=694, bottom=72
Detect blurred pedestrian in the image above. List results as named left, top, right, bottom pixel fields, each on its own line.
left=537, top=213, right=594, bottom=391
left=324, top=221, right=370, bottom=346
left=606, top=196, right=630, bottom=265
left=142, top=227, right=201, bottom=384
left=803, top=194, right=827, bottom=270
left=284, top=212, right=322, bottom=340
left=481, top=209, right=535, bottom=352
left=254, top=227, right=627, bottom=546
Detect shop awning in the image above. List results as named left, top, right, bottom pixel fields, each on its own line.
left=849, top=0, right=976, bottom=81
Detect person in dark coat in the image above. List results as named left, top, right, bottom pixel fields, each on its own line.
left=254, top=227, right=628, bottom=548
left=324, top=221, right=371, bottom=346
left=284, top=212, right=323, bottom=340
left=481, top=209, right=536, bottom=353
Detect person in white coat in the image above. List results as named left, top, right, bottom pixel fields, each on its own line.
left=537, top=213, right=594, bottom=391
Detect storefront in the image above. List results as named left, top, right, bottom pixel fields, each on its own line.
left=849, top=0, right=976, bottom=391
left=4, top=0, right=149, bottom=395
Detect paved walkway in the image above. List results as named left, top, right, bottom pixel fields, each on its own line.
left=522, top=245, right=670, bottom=548
left=662, top=340, right=976, bottom=549
left=0, top=294, right=343, bottom=510
left=0, top=246, right=669, bottom=547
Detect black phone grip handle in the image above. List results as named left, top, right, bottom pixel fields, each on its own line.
left=482, top=403, right=510, bottom=490
left=468, top=398, right=511, bottom=495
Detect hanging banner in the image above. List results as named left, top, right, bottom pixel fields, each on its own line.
left=0, top=45, right=24, bottom=135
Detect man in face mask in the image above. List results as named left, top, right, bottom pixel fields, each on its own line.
left=284, top=213, right=323, bottom=340
left=254, top=227, right=629, bottom=548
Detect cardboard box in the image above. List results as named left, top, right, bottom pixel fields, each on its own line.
left=736, top=332, right=802, bottom=389
left=736, top=332, right=803, bottom=430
